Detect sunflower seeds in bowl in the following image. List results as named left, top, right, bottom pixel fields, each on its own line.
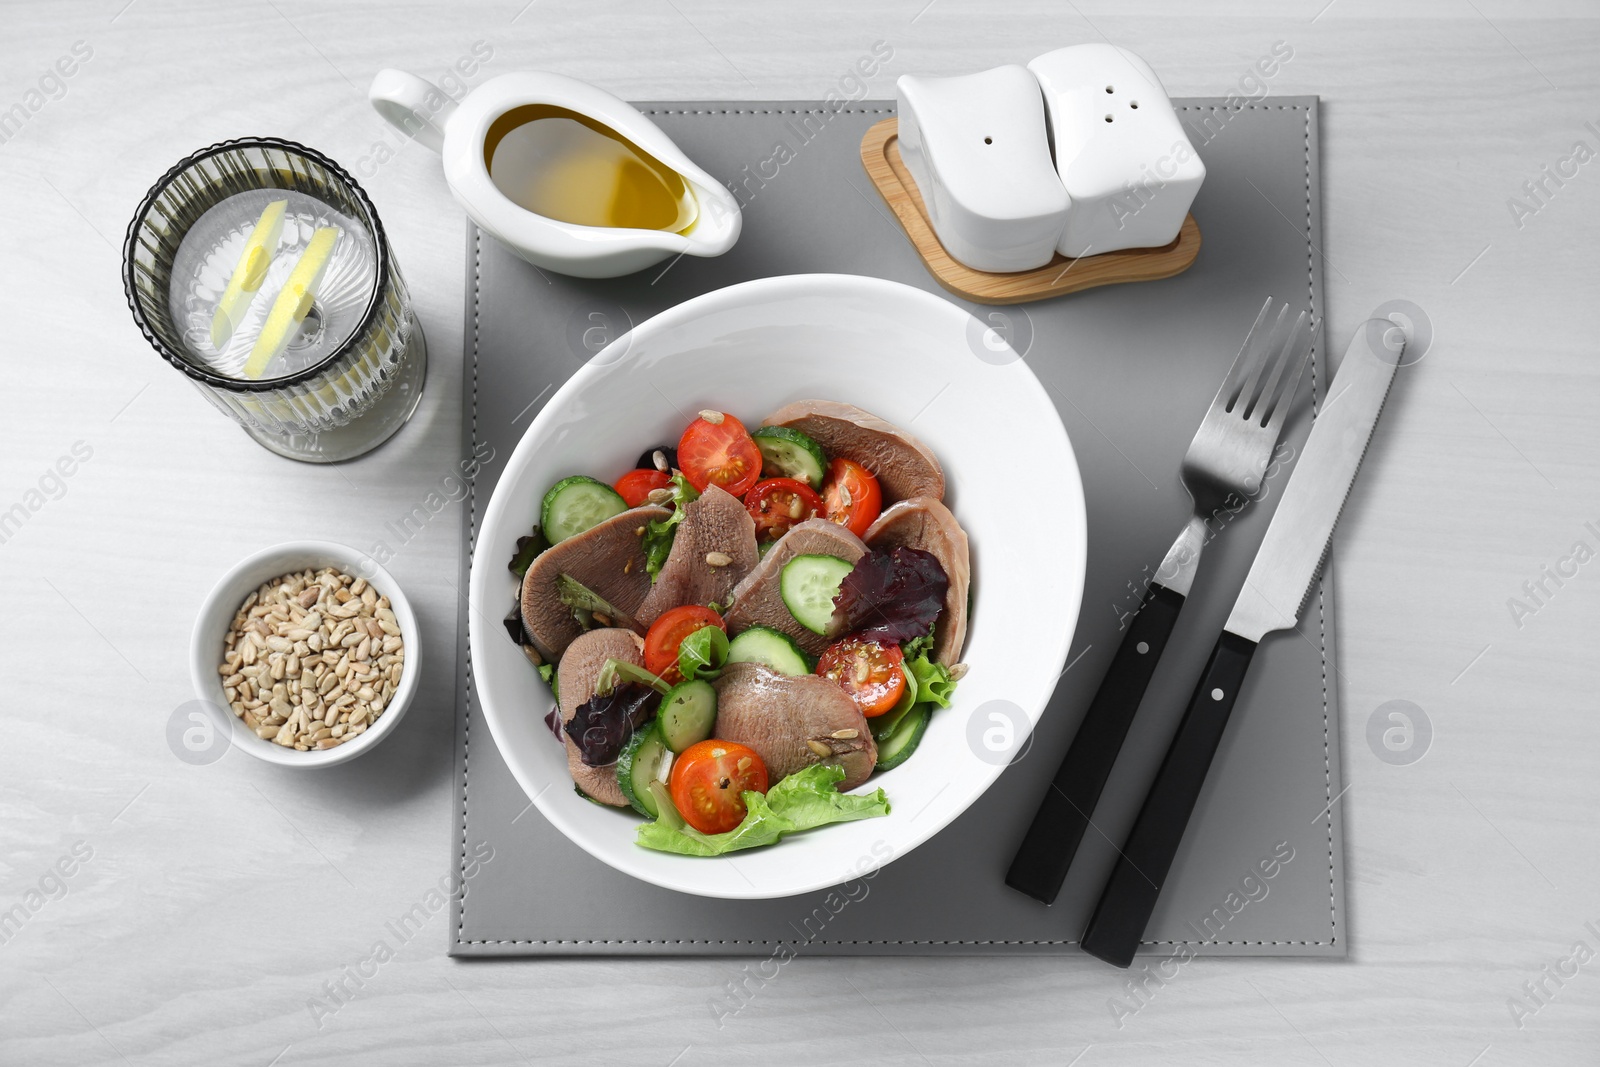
left=219, top=567, right=404, bottom=751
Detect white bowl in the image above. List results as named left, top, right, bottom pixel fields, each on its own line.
left=190, top=540, right=421, bottom=767
left=468, top=274, right=1086, bottom=898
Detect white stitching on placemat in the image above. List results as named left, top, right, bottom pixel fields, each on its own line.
left=457, top=226, right=482, bottom=947
left=457, top=105, right=1336, bottom=949
left=1303, top=101, right=1340, bottom=949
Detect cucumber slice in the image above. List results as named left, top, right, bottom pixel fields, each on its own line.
left=541, top=476, right=627, bottom=544
left=617, top=722, right=674, bottom=817
left=871, top=693, right=917, bottom=741
left=658, top=679, right=717, bottom=752
left=752, top=426, right=828, bottom=488
left=727, top=626, right=811, bottom=676
left=780, top=554, right=854, bottom=635
left=874, top=705, right=929, bottom=771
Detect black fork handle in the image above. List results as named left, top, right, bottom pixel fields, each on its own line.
left=1005, top=583, right=1187, bottom=904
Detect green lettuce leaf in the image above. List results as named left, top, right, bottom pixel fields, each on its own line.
left=677, top=624, right=729, bottom=681
left=595, top=657, right=671, bottom=696
left=635, top=764, right=890, bottom=857
left=904, top=649, right=957, bottom=709
left=642, top=472, right=700, bottom=581
left=901, top=629, right=935, bottom=661
left=767, top=764, right=892, bottom=833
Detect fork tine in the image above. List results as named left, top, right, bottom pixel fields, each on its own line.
left=1261, top=313, right=1316, bottom=432
left=1248, top=310, right=1309, bottom=423
left=1215, top=297, right=1277, bottom=409
left=1233, top=303, right=1292, bottom=416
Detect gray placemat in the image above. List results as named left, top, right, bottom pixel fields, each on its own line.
left=450, top=98, right=1345, bottom=958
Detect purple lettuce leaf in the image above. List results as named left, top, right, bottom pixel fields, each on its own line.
left=564, top=682, right=661, bottom=766
left=831, top=546, right=948, bottom=646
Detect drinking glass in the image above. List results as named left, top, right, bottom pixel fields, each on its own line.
left=122, top=137, right=426, bottom=463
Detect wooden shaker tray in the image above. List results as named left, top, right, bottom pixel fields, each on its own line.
left=859, top=117, right=1201, bottom=305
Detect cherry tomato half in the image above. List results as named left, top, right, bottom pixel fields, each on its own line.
left=821, top=457, right=883, bottom=538
left=643, top=605, right=726, bottom=685
left=744, top=477, right=825, bottom=542
left=614, top=467, right=672, bottom=508
left=678, top=412, right=762, bottom=497
left=816, top=636, right=906, bottom=718
left=669, top=739, right=769, bottom=834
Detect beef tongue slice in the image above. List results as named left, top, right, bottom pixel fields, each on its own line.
left=762, top=399, right=945, bottom=503
left=712, top=662, right=876, bottom=790
left=723, top=518, right=867, bottom=655
left=556, top=628, right=645, bottom=807
left=636, top=484, right=758, bottom=627
left=520, top=505, right=669, bottom=661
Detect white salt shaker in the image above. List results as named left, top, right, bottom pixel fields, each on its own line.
left=1028, top=44, right=1205, bottom=258
left=895, top=65, right=1071, bottom=273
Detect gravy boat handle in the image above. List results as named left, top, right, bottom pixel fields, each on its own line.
left=369, top=69, right=459, bottom=154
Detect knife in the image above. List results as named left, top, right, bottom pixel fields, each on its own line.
left=1079, top=312, right=1404, bottom=968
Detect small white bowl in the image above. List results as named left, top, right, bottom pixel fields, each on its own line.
left=190, top=540, right=421, bottom=767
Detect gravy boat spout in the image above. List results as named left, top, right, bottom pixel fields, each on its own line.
left=370, top=70, right=742, bottom=279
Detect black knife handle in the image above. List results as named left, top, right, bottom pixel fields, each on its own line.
left=1080, top=629, right=1259, bottom=967
left=1005, top=583, right=1187, bottom=904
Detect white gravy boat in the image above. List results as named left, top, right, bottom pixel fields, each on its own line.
left=369, top=70, right=742, bottom=278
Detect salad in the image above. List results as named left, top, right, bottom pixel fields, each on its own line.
left=504, top=400, right=971, bottom=856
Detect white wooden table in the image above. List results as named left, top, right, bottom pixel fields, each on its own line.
left=3, top=2, right=1597, bottom=1064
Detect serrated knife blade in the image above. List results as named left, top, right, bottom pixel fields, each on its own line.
left=1080, top=311, right=1403, bottom=968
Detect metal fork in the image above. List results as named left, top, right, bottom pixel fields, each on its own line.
left=1006, top=297, right=1315, bottom=905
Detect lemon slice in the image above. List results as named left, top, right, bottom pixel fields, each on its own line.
left=242, top=226, right=340, bottom=380
left=210, top=199, right=287, bottom=350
